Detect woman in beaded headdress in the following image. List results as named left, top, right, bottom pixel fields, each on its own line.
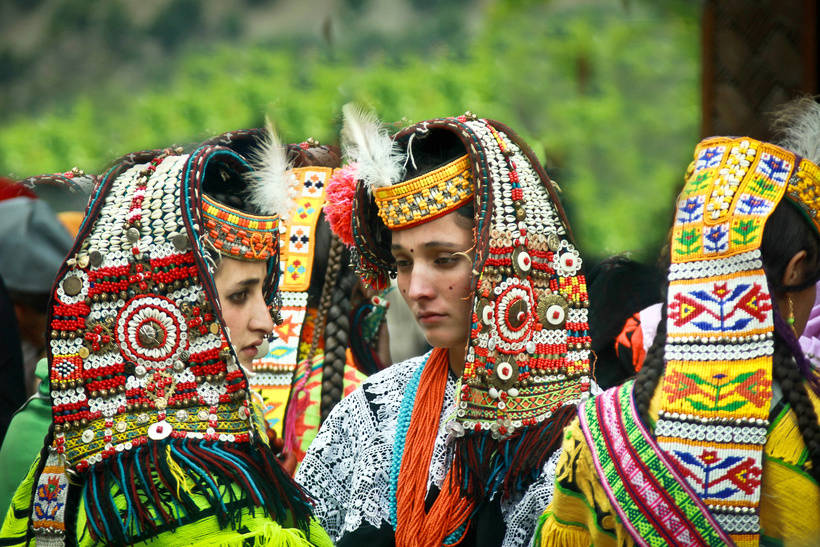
left=534, top=97, right=820, bottom=547
left=295, top=107, right=592, bottom=546
left=0, top=131, right=332, bottom=546
left=201, top=131, right=392, bottom=471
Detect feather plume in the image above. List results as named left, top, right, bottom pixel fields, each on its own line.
left=772, top=97, right=820, bottom=165
left=245, top=119, right=297, bottom=218
left=340, top=103, right=405, bottom=189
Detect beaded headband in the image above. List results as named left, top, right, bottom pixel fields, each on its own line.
left=202, top=193, right=279, bottom=261
left=372, top=154, right=474, bottom=229
left=340, top=113, right=590, bottom=501
left=29, top=144, right=308, bottom=544
left=657, top=136, right=820, bottom=545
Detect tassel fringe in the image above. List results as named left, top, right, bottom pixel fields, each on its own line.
left=450, top=405, right=577, bottom=502
left=78, top=438, right=313, bottom=545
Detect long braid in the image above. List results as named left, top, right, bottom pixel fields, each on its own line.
left=307, top=236, right=344, bottom=362
left=320, top=269, right=357, bottom=422
left=772, top=310, right=820, bottom=482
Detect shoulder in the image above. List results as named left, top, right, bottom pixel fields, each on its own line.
left=358, top=352, right=429, bottom=394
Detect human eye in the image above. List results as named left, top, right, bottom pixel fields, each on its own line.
left=434, top=254, right=458, bottom=267
left=228, top=290, right=248, bottom=304
left=393, top=255, right=412, bottom=271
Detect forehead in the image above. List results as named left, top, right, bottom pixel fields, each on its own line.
left=391, top=212, right=473, bottom=250
left=217, top=257, right=267, bottom=282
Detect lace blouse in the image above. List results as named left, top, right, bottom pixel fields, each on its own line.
left=295, top=352, right=560, bottom=546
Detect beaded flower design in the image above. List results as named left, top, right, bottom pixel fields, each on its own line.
left=658, top=136, right=820, bottom=545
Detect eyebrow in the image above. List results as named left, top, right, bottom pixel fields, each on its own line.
left=390, top=241, right=464, bottom=250
left=236, top=278, right=261, bottom=288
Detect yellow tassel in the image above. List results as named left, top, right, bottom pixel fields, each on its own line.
left=165, top=445, right=194, bottom=497
left=535, top=513, right=592, bottom=547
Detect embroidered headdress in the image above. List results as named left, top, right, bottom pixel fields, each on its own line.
left=28, top=136, right=311, bottom=545
left=656, top=136, right=820, bottom=545
left=332, top=109, right=591, bottom=505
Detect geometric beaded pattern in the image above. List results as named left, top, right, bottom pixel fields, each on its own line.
left=250, top=167, right=333, bottom=430
left=201, top=193, right=279, bottom=261
left=450, top=118, right=590, bottom=438
left=373, top=154, right=474, bottom=230
left=657, top=137, right=806, bottom=546
left=47, top=152, right=256, bottom=472
left=279, top=167, right=333, bottom=291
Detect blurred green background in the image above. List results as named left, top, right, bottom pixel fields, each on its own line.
left=0, top=0, right=699, bottom=261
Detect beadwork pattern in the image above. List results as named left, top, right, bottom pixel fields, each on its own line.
left=252, top=167, right=333, bottom=434
left=579, top=382, right=733, bottom=547
left=450, top=119, right=590, bottom=437
left=657, top=136, right=820, bottom=545
left=352, top=115, right=590, bottom=437
left=373, top=154, right=473, bottom=229
left=27, top=138, right=317, bottom=546
left=202, top=194, right=279, bottom=260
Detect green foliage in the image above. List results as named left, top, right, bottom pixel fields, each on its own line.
left=0, top=0, right=699, bottom=259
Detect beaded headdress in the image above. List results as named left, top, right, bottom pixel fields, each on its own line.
left=28, top=140, right=311, bottom=545
left=657, top=136, right=820, bottom=546
left=372, top=153, right=474, bottom=229
left=338, top=111, right=591, bottom=501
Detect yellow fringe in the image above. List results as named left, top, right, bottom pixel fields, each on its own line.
left=165, top=444, right=194, bottom=497
left=0, top=456, right=40, bottom=543
left=535, top=513, right=591, bottom=547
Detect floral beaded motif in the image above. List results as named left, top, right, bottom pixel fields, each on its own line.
left=657, top=136, right=819, bottom=544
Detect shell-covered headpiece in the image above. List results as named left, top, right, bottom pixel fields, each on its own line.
left=334, top=110, right=592, bottom=500
left=30, top=138, right=311, bottom=545
left=656, top=136, right=820, bottom=545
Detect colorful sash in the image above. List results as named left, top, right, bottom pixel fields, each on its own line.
left=579, top=381, right=735, bottom=547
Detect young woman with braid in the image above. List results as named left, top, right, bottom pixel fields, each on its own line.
left=0, top=130, right=333, bottom=545
left=296, top=107, right=593, bottom=546
left=534, top=98, right=820, bottom=546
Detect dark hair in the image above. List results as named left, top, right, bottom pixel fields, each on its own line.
left=634, top=198, right=820, bottom=479
left=586, top=256, right=664, bottom=389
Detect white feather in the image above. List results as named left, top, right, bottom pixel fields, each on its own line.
left=773, top=97, right=820, bottom=165
left=245, top=119, right=296, bottom=218
left=341, top=103, right=405, bottom=189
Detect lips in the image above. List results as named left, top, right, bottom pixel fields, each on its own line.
left=241, top=340, right=262, bottom=356
left=417, top=311, right=447, bottom=325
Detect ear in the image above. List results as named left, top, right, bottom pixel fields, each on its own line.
left=781, top=249, right=809, bottom=288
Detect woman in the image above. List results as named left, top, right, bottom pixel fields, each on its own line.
left=201, top=130, right=392, bottom=470
left=0, top=131, right=331, bottom=545
left=534, top=98, right=820, bottom=546
left=296, top=107, right=592, bottom=546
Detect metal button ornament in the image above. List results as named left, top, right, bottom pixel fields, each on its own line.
left=537, top=294, right=569, bottom=329
left=126, top=227, right=141, bottom=242
left=512, top=247, right=532, bottom=277
left=89, top=250, right=103, bottom=267
left=491, top=357, right=519, bottom=390
left=172, top=233, right=189, bottom=251
left=63, top=275, right=83, bottom=296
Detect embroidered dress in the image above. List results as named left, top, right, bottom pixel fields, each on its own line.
left=296, top=352, right=560, bottom=546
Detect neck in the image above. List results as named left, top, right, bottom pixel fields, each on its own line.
left=448, top=345, right=465, bottom=377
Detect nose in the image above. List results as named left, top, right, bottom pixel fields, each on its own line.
left=249, top=292, right=275, bottom=335
left=406, top=263, right=436, bottom=302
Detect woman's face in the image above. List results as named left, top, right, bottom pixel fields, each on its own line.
left=391, top=212, right=474, bottom=350
left=213, top=258, right=274, bottom=367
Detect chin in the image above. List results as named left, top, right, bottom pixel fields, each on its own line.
left=422, top=327, right=463, bottom=351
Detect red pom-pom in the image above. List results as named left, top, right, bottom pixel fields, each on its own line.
left=324, top=163, right=358, bottom=246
